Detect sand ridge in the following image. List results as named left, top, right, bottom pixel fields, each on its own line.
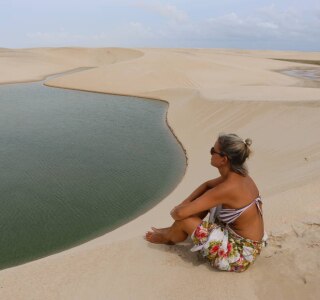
left=0, top=48, right=319, bottom=300
left=0, top=47, right=143, bottom=84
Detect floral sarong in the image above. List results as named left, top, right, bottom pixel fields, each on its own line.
left=191, top=221, right=267, bottom=272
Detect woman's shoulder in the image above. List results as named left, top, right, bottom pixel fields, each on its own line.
left=228, top=175, right=259, bottom=204
left=229, top=173, right=257, bottom=187
left=210, top=179, right=236, bottom=201
left=206, top=174, right=258, bottom=204
left=205, top=176, right=225, bottom=189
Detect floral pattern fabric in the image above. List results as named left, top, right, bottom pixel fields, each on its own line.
left=191, top=221, right=266, bottom=272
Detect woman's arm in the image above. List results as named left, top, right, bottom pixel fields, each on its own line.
left=171, top=184, right=226, bottom=220
left=179, top=176, right=224, bottom=205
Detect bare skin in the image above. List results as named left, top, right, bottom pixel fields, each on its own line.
left=145, top=140, right=264, bottom=244
left=145, top=217, right=201, bottom=244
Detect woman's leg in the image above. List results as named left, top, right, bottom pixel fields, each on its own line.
left=145, top=216, right=202, bottom=244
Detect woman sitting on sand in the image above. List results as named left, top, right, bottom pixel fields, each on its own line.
left=146, top=133, right=268, bottom=272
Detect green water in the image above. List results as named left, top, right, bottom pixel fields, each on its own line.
left=0, top=81, right=186, bottom=270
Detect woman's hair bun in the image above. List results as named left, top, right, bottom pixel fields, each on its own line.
left=244, top=138, right=252, bottom=146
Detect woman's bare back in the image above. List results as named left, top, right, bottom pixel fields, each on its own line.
left=215, top=174, right=264, bottom=241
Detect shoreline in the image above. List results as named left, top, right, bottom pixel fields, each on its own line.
left=0, top=47, right=319, bottom=299
left=0, top=67, right=96, bottom=86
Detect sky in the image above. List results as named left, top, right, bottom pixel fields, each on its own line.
left=1, top=0, right=320, bottom=51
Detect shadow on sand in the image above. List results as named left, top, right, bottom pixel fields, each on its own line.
left=146, top=239, right=220, bottom=272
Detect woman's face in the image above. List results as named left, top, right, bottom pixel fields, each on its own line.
left=210, top=140, right=225, bottom=167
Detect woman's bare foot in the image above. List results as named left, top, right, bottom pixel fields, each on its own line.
left=151, top=226, right=170, bottom=233
left=145, top=228, right=174, bottom=244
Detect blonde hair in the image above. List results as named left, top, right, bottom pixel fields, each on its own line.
left=217, top=133, right=252, bottom=176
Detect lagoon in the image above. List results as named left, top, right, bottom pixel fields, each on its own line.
left=0, top=81, right=186, bottom=269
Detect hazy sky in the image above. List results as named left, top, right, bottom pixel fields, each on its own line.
left=1, top=0, right=320, bottom=50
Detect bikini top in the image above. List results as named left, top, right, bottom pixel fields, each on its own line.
left=209, top=196, right=263, bottom=224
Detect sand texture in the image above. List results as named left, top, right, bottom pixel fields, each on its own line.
left=0, top=48, right=320, bottom=300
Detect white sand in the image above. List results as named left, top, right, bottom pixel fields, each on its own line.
left=0, top=47, right=319, bottom=300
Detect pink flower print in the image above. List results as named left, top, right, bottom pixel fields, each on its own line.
left=227, top=242, right=232, bottom=254
left=195, top=226, right=207, bottom=239
left=218, top=249, right=225, bottom=257
left=210, top=245, right=219, bottom=254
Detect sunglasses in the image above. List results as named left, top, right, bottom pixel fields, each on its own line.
left=210, top=147, right=225, bottom=157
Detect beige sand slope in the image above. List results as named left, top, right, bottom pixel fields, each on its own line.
left=0, top=48, right=320, bottom=300
left=0, top=47, right=143, bottom=83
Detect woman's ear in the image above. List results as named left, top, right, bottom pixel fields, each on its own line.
left=221, top=155, right=229, bottom=165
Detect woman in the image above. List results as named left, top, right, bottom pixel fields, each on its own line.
left=145, top=133, right=267, bottom=272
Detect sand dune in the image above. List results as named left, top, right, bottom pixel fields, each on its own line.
left=0, top=47, right=143, bottom=84
left=0, top=48, right=319, bottom=299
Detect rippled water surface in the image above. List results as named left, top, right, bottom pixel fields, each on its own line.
left=0, top=82, right=186, bottom=269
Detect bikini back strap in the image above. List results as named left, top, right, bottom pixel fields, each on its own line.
left=219, top=196, right=262, bottom=224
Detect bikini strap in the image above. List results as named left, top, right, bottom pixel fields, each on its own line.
left=218, top=196, right=263, bottom=224
left=255, top=197, right=263, bottom=216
